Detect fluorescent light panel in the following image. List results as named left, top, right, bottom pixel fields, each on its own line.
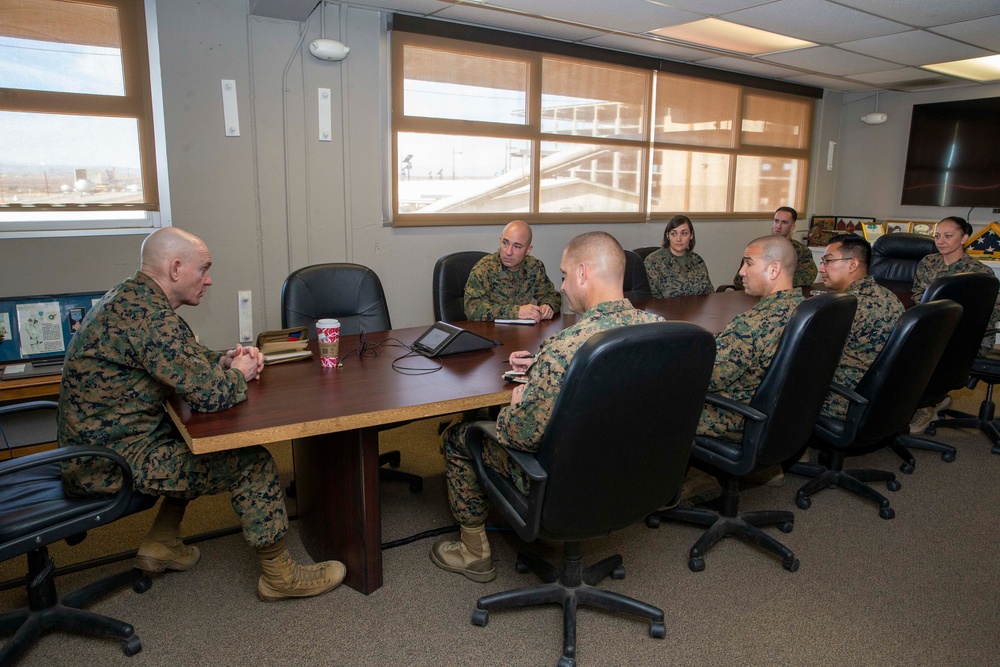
left=922, top=54, right=1000, bottom=82
left=648, top=18, right=814, bottom=56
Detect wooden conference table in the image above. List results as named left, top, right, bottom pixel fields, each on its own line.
left=164, top=290, right=760, bottom=594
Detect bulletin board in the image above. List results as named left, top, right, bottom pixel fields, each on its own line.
left=0, top=291, right=108, bottom=363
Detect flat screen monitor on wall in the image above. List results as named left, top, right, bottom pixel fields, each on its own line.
left=901, top=96, right=1000, bottom=208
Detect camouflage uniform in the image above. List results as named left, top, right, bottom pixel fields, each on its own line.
left=58, top=271, right=287, bottom=548
left=442, top=299, right=663, bottom=526
left=912, top=252, right=1000, bottom=355
left=643, top=248, right=714, bottom=298
left=463, top=252, right=561, bottom=320
left=698, top=289, right=803, bottom=442
left=822, top=276, right=904, bottom=419
left=733, top=238, right=817, bottom=289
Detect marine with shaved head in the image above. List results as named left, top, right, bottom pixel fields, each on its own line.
left=59, top=226, right=345, bottom=602
left=433, top=231, right=663, bottom=582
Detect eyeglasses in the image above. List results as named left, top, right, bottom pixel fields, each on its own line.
left=819, top=257, right=852, bottom=267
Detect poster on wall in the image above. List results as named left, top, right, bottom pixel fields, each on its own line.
left=16, top=302, right=65, bottom=357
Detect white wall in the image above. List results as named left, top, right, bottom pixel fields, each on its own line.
left=0, top=0, right=885, bottom=348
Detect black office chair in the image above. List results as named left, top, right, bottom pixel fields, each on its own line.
left=432, top=251, right=488, bottom=322
left=891, top=273, right=999, bottom=473
left=868, top=232, right=936, bottom=294
left=789, top=300, right=962, bottom=520
left=622, top=249, right=652, bottom=302
left=464, top=322, right=715, bottom=667
left=647, top=293, right=857, bottom=572
left=632, top=246, right=659, bottom=261
left=281, top=263, right=422, bottom=493
left=929, top=347, right=1000, bottom=455
left=0, top=401, right=157, bottom=663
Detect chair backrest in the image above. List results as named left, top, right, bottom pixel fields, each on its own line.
left=632, top=246, right=660, bottom=261
left=534, top=322, right=715, bottom=540
left=869, top=233, right=936, bottom=291
left=281, top=263, right=391, bottom=337
left=622, top=249, right=652, bottom=302
left=847, top=299, right=962, bottom=447
left=920, top=272, right=999, bottom=397
left=432, top=251, right=488, bottom=322
left=742, top=293, right=858, bottom=468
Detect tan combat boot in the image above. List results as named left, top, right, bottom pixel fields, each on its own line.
left=430, top=524, right=496, bottom=583
left=135, top=497, right=200, bottom=572
left=257, top=550, right=346, bottom=602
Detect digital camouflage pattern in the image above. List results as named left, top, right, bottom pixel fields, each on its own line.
left=912, top=252, right=1000, bottom=355
left=822, top=276, right=904, bottom=419
left=463, top=252, right=561, bottom=320
left=643, top=248, right=714, bottom=298
left=733, top=238, right=817, bottom=289
left=58, top=271, right=287, bottom=547
left=443, top=299, right=663, bottom=526
left=698, top=289, right=803, bottom=442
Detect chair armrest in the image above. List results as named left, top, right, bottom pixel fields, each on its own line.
left=827, top=382, right=869, bottom=406
left=704, top=392, right=767, bottom=422
left=466, top=421, right=547, bottom=542
left=0, top=400, right=59, bottom=417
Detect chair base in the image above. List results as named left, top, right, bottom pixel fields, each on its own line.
left=0, top=547, right=151, bottom=664
left=646, top=478, right=798, bottom=573
left=471, top=542, right=664, bottom=667
left=890, top=433, right=956, bottom=475
left=929, top=400, right=1000, bottom=455
left=789, top=459, right=900, bottom=520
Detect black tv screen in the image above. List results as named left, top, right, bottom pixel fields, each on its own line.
left=901, top=96, right=1000, bottom=208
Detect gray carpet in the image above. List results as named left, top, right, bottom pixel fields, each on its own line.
left=2, top=387, right=999, bottom=667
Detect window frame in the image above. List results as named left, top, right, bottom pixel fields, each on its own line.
left=389, top=23, right=818, bottom=228
left=0, top=0, right=169, bottom=238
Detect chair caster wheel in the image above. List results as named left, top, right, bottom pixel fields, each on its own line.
left=783, top=558, right=800, bottom=572
left=942, top=452, right=955, bottom=463
left=899, top=462, right=914, bottom=475
left=796, top=496, right=811, bottom=510
left=688, top=557, right=705, bottom=572
left=611, top=566, right=625, bottom=580
left=409, top=481, right=423, bottom=493
left=645, top=514, right=661, bottom=529
left=992, top=444, right=1000, bottom=456
left=471, top=608, right=489, bottom=627
left=778, top=521, right=794, bottom=533
left=887, top=479, right=901, bottom=492
left=122, top=635, right=142, bottom=656
left=515, top=559, right=530, bottom=574
left=925, top=426, right=936, bottom=435
left=879, top=506, right=895, bottom=520
left=132, top=574, right=152, bottom=593
left=557, top=657, right=576, bottom=667
left=649, top=621, right=666, bottom=639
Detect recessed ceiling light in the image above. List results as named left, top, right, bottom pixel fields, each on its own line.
left=922, top=54, right=1000, bottom=82
left=648, top=18, right=814, bottom=56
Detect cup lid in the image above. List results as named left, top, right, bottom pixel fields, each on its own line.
left=316, top=318, right=341, bottom=327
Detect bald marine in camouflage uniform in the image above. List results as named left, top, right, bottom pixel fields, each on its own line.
left=58, top=227, right=344, bottom=602
left=699, top=235, right=803, bottom=442
left=733, top=206, right=817, bottom=289
left=464, top=220, right=561, bottom=323
left=432, top=232, right=663, bottom=582
left=817, top=234, right=903, bottom=420
left=644, top=215, right=714, bottom=298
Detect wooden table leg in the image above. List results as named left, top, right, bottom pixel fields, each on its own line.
left=292, top=427, right=382, bottom=594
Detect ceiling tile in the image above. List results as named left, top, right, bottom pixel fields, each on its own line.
left=832, top=0, right=1000, bottom=28
left=779, top=73, right=874, bottom=92
left=639, top=0, right=767, bottom=15
left=720, top=0, right=909, bottom=44
left=485, top=0, right=702, bottom=33
left=932, top=15, right=1000, bottom=52
left=580, top=34, right=710, bottom=61
left=762, top=46, right=897, bottom=76
left=839, top=29, right=991, bottom=67
left=694, top=55, right=803, bottom=79
left=435, top=5, right=606, bottom=41
left=848, top=67, right=942, bottom=85
left=340, top=0, right=450, bottom=15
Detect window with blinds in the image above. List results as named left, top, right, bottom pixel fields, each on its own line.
left=0, top=0, right=159, bottom=232
left=391, top=31, right=814, bottom=226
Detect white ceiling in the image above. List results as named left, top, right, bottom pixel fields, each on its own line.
left=258, top=0, right=1000, bottom=93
